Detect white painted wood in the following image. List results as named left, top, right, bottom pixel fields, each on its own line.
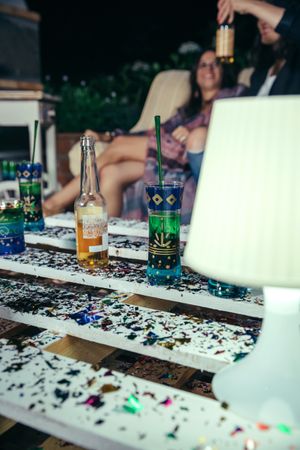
left=0, top=247, right=264, bottom=317
left=0, top=279, right=259, bottom=373
left=25, top=227, right=77, bottom=251
left=45, top=211, right=75, bottom=228
left=24, top=329, right=66, bottom=348
left=25, top=227, right=186, bottom=262
left=45, top=213, right=190, bottom=241
left=0, top=340, right=298, bottom=450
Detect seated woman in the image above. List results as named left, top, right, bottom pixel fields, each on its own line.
left=44, top=49, right=243, bottom=222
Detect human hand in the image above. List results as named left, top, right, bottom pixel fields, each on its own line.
left=98, top=131, right=114, bottom=142
left=84, top=129, right=100, bottom=141
left=172, top=126, right=190, bottom=144
left=217, top=0, right=250, bottom=24
left=84, top=129, right=114, bottom=143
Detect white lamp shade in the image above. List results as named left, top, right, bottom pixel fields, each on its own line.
left=185, top=96, right=300, bottom=288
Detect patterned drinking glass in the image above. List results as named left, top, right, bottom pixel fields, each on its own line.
left=145, top=181, right=183, bottom=285
left=16, top=162, right=45, bottom=232
left=0, top=199, right=25, bottom=255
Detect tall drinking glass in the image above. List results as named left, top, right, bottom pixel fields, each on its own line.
left=0, top=199, right=25, bottom=255
left=16, top=162, right=45, bottom=231
left=145, top=181, right=183, bottom=285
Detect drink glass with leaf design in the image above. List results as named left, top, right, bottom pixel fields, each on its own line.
left=145, top=181, right=183, bottom=285
left=0, top=199, right=25, bottom=255
left=16, top=162, right=45, bottom=232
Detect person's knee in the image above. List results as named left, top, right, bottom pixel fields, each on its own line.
left=100, top=165, right=122, bottom=189
left=110, top=135, right=126, bottom=146
left=187, top=127, right=207, bottom=152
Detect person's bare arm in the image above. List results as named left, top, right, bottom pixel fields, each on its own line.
left=217, top=0, right=285, bottom=29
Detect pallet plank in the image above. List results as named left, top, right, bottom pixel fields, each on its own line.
left=0, top=247, right=264, bottom=317
left=45, top=213, right=190, bottom=241
left=25, top=227, right=148, bottom=260
left=0, top=340, right=298, bottom=450
left=25, top=227, right=191, bottom=263
left=0, top=278, right=259, bottom=373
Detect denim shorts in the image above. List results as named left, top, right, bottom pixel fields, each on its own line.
left=187, top=151, right=204, bottom=183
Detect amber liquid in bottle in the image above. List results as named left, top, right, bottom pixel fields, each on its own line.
left=216, top=22, right=235, bottom=64
left=75, top=136, right=109, bottom=269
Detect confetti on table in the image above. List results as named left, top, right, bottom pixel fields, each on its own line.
left=230, top=426, right=244, bottom=436
left=100, top=384, right=120, bottom=394
left=83, top=395, right=105, bottom=409
left=277, top=424, right=292, bottom=434
left=123, top=394, right=143, bottom=414
left=160, top=396, right=173, bottom=407
left=256, top=422, right=270, bottom=431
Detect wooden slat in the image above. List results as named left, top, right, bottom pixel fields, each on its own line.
left=0, top=278, right=259, bottom=373
left=0, top=318, right=26, bottom=338
left=0, top=340, right=298, bottom=450
left=0, top=415, right=15, bottom=435
left=41, top=437, right=83, bottom=450
left=0, top=329, right=65, bottom=437
left=25, top=227, right=189, bottom=263
left=125, top=294, right=176, bottom=311
left=45, top=213, right=190, bottom=241
left=0, top=247, right=264, bottom=317
left=45, top=336, right=115, bottom=365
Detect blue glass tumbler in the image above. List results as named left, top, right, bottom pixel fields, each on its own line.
left=208, top=278, right=248, bottom=298
left=145, top=181, right=183, bottom=285
left=16, top=162, right=45, bottom=232
left=0, top=199, right=25, bottom=255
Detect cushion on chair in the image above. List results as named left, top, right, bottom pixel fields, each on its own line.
left=130, top=70, right=191, bottom=132
left=68, top=140, right=108, bottom=177
left=237, top=67, right=255, bottom=88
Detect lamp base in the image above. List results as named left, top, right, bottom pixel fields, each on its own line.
left=212, top=286, right=300, bottom=427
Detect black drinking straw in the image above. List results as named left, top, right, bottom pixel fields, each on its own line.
left=31, top=120, right=39, bottom=165
left=154, top=115, right=163, bottom=187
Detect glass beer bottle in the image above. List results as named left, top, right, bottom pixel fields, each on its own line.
left=216, top=20, right=235, bottom=64
left=75, top=135, right=109, bottom=269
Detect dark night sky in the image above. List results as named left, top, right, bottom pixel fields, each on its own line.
left=26, top=0, right=257, bottom=82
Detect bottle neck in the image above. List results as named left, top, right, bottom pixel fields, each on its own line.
left=80, top=148, right=100, bottom=195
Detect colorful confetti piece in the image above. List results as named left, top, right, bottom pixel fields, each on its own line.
left=277, top=423, right=292, bottom=434
left=123, top=394, right=143, bottom=414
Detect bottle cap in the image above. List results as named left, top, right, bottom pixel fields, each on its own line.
left=80, top=135, right=95, bottom=150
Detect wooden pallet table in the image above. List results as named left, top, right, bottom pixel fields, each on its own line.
left=1, top=216, right=297, bottom=449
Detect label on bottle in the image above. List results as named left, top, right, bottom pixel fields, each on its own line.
left=82, top=213, right=107, bottom=239
left=89, top=233, right=108, bottom=252
left=216, top=27, right=234, bottom=58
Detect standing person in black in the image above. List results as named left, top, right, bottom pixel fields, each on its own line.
left=217, top=0, right=300, bottom=95
left=186, top=0, right=300, bottom=182
left=218, top=0, right=300, bottom=44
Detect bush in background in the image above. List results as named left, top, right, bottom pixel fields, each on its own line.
left=46, top=42, right=245, bottom=133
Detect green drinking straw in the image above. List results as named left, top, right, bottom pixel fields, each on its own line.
left=154, top=115, right=163, bottom=187
left=31, top=120, right=39, bottom=165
